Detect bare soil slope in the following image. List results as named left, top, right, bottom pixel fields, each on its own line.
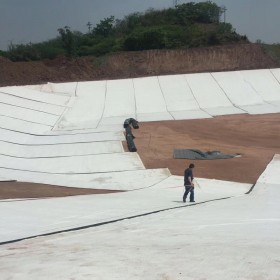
left=0, top=43, right=278, bottom=87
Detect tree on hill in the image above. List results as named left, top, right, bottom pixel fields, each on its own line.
left=92, top=16, right=115, bottom=37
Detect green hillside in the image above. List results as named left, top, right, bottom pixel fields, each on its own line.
left=2, top=2, right=249, bottom=61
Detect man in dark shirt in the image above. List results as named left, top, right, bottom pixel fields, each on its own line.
left=183, top=163, right=195, bottom=203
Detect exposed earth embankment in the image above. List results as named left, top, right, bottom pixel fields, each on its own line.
left=0, top=43, right=278, bottom=87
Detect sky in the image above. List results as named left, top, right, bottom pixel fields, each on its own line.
left=0, top=0, right=279, bottom=51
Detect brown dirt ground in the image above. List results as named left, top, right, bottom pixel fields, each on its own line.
left=0, top=181, right=122, bottom=200
left=129, top=113, right=280, bottom=184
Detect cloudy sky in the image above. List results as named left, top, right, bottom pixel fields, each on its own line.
left=0, top=0, right=279, bottom=50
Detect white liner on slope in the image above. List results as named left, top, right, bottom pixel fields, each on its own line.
left=239, top=103, right=279, bottom=114
left=29, top=131, right=125, bottom=144
left=170, top=110, right=211, bottom=120
left=158, top=74, right=211, bottom=119
left=0, top=176, right=250, bottom=243
left=212, top=71, right=263, bottom=105
left=0, top=141, right=124, bottom=158
left=0, top=103, right=59, bottom=126
left=0, top=116, right=52, bottom=134
left=185, top=72, right=244, bottom=116
left=48, top=82, right=78, bottom=96
left=0, top=129, right=125, bottom=144
left=57, top=81, right=106, bottom=129
left=212, top=70, right=276, bottom=114
left=1, top=180, right=279, bottom=280
left=256, top=154, right=280, bottom=185
left=49, top=124, right=124, bottom=134
left=104, top=79, right=136, bottom=118
left=0, top=92, right=65, bottom=115
left=241, top=69, right=280, bottom=102
left=0, top=168, right=170, bottom=191
left=270, top=68, right=280, bottom=84
left=158, top=75, right=199, bottom=110
left=133, top=76, right=173, bottom=121
left=24, top=84, right=44, bottom=91
left=0, top=86, right=70, bottom=106
left=0, top=152, right=145, bottom=174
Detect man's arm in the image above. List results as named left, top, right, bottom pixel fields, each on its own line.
left=188, top=176, right=194, bottom=187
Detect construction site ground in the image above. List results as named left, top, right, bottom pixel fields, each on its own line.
left=1, top=43, right=280, bottom=199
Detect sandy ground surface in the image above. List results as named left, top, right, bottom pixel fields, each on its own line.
left=131, top=113, right=280, bottom=184
left=1, top=114, right=279, bottom=199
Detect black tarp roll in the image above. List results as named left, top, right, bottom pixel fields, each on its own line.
left=123, top=118, right=139, bottom=129
left=124, top=118, right=139, bottom=152
left=126, top=134, right=137, bottom=152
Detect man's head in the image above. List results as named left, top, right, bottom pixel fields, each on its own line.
left=189, top=163, right=195, bottom=168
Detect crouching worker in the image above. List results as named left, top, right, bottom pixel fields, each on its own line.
left=183, top=163, right=195, bottom=203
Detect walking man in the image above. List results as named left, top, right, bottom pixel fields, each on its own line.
left=183, top=163, right=195, bottom=203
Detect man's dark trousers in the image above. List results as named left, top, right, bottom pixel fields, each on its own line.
left=183, top=185, right=194, bottom=202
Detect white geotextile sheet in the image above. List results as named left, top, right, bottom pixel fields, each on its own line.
left=212, top=71, right=265, bottom=106
left=99, top=116, right=137, bottom=126
left=185, top=73, right=245, bottom=116
left=0, top=103, right=59, bottom=126
left=0, top=128, right=31, bottom=144
left=26, top=83, right=76, bottom=96
left=203, top=106, right=245, bottom=116
left=0, top=141, right=124, bottom=158
left=185, top=73, right=234, bottom=108
left=3, top=68, right=280, bottom=133
left=241, top=69, right=280, bottom=102
left=158, top=75, right=201, bottom=111
left=25, top=83, right=53, bottom=93
left=24, top=84, right=44, bottom=91
left=0, top=176, right=251, bottom=243
left=0, top=152, right=145, bottom=174
left=137, top=112, right=174, bottom=122
left=1, top=184, right=279, bottom=280
left=240, top=103, right=280, bottom=114
left=49, top=124, right=124, bottom=134
left=257, top=154, right=280, bottom=185
left=47, top=82, right=78, bottom=96
left=28, top=131, right=125, bottom=144
left=270, top=68, right=280, bottom=84
left=0, top=92, right=65, bottom=115
left=0, top=116, right=52, bottom=134
left=35, top=131, right=125, bottom=144
left=103, top=79, right=136, bottom=118
left=170, top=109, right=211, bottom=120
left=0, top=128, right=124, bottom=144
left=57, top=81, right=106, bottom=129
left=133, top=76, right=171, bottom=115
left=2, top=160, right=280, bottom=279
left=158, top=75, right=212, bottom=119
left=0, top=86, right=70, bottom=106
left=0, top=168, right=170, bottom=190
